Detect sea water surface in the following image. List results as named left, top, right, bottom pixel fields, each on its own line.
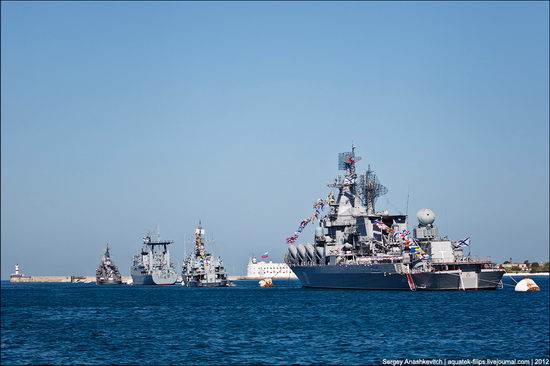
left=1, top=277, right=549, bottom=365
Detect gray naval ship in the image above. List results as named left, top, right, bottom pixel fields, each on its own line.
left=181, top=222, right=232, bottom=287
left=130, top=230, right=178, bottom=285
left=96, top=244, right=123, bottom=285
left=285, top=146, right=505, bottom=291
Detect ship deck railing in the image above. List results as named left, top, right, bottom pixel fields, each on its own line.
left=429, top=256, right=494, bottom=265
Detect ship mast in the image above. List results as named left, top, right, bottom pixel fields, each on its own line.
left=328, top=144, right=362, bottom=206
left=195, top=221, right=206, bottom=258
left=359, top=165, right=388, bottom=215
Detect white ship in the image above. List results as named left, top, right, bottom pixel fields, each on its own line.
left=247, top=257, right=297, bottom=280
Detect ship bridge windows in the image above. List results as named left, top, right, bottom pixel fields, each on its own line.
left=393, top=216, right=406, bottom=224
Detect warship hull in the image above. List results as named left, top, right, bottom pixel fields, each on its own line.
left=130, top=271, right=177, bottom=285
left=131, top=273, right=155, bottom=285
left=152, top=270, right=177, bottom=285
left=291, top=265, right=504, bottom=291
left=96, top=278, right=123, bottom=285
left=183, top=280, right=231, bottom=288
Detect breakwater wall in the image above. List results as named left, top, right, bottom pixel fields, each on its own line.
left=10, top=276, right=133, bottom=284
left=228, top=276, right=298, bottom=281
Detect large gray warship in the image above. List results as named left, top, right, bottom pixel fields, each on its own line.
left=285, top=146, right=505, bottom=291
left=130, top=230, right=178, bottom=285
left=181, top=222, right=232, bottom=287
left=96, top=244, right=123, bottom=285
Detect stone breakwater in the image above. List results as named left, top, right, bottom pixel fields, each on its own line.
left=10, top=276, right=133, bottom=284
left=9, top=275, right=299, bottom=283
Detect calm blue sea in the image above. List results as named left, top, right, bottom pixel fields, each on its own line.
left=1, top=277, right=549, bottom=365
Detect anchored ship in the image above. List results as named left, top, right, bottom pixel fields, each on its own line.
left=181, top=222, right=232, bottom=287
left=285, top=146, right=505, bottom=291
left=96, top=244, right=123, bottom=285
left=131, top=230, right=178, bottom=285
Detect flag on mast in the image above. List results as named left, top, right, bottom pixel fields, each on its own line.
left=457, top=237, right=471, bottom=247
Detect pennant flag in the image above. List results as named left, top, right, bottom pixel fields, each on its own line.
left=286, top=235, right=298, bottom=244
left=373, top=220, right=390, bottom=232
left=343, top=177, right=356, bottom=185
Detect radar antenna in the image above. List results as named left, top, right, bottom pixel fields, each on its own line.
left=358, top=164, right=388, bottom=215
left=329, top=144, right=362, bottom=191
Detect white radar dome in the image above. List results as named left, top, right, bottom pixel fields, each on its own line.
left=416, top=208, right=436, bottom=226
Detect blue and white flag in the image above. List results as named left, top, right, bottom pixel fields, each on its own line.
left=457, top=237, right=471, bottom=247
left=409, top=242, right=420, bottom=253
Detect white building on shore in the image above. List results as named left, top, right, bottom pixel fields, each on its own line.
left=246, top=257, right=297, bottom=279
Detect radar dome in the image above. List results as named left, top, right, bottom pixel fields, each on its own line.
left=416, top=208, right=436, bottom=226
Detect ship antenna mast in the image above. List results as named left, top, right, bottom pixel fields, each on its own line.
left=358, top=165, right=388, bottom=215
left=330, top=144, right=362, bottom=191
left=195, top=220, right=205, bottom=258
left=406, top=185, right=410, bottom=224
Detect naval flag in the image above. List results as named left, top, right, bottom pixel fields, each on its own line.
left=457, top=237, right=471, bottom=247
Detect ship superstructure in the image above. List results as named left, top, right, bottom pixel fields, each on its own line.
left=130, top=230, right=177, bottom=285
left=285, top=146, right=505, bottom=290
left=181, top=222, right=231, bottom=287
left=96, top=244, right=123, bottom=285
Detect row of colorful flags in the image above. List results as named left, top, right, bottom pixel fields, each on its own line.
left=286, top=196, right=329, bottom=244
left=373, top=219, right=427, bottom=256
left=285, top=199, right=471, bottom=256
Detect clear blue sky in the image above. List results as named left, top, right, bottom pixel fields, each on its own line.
left=2, top=1, right=548, bottom=278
